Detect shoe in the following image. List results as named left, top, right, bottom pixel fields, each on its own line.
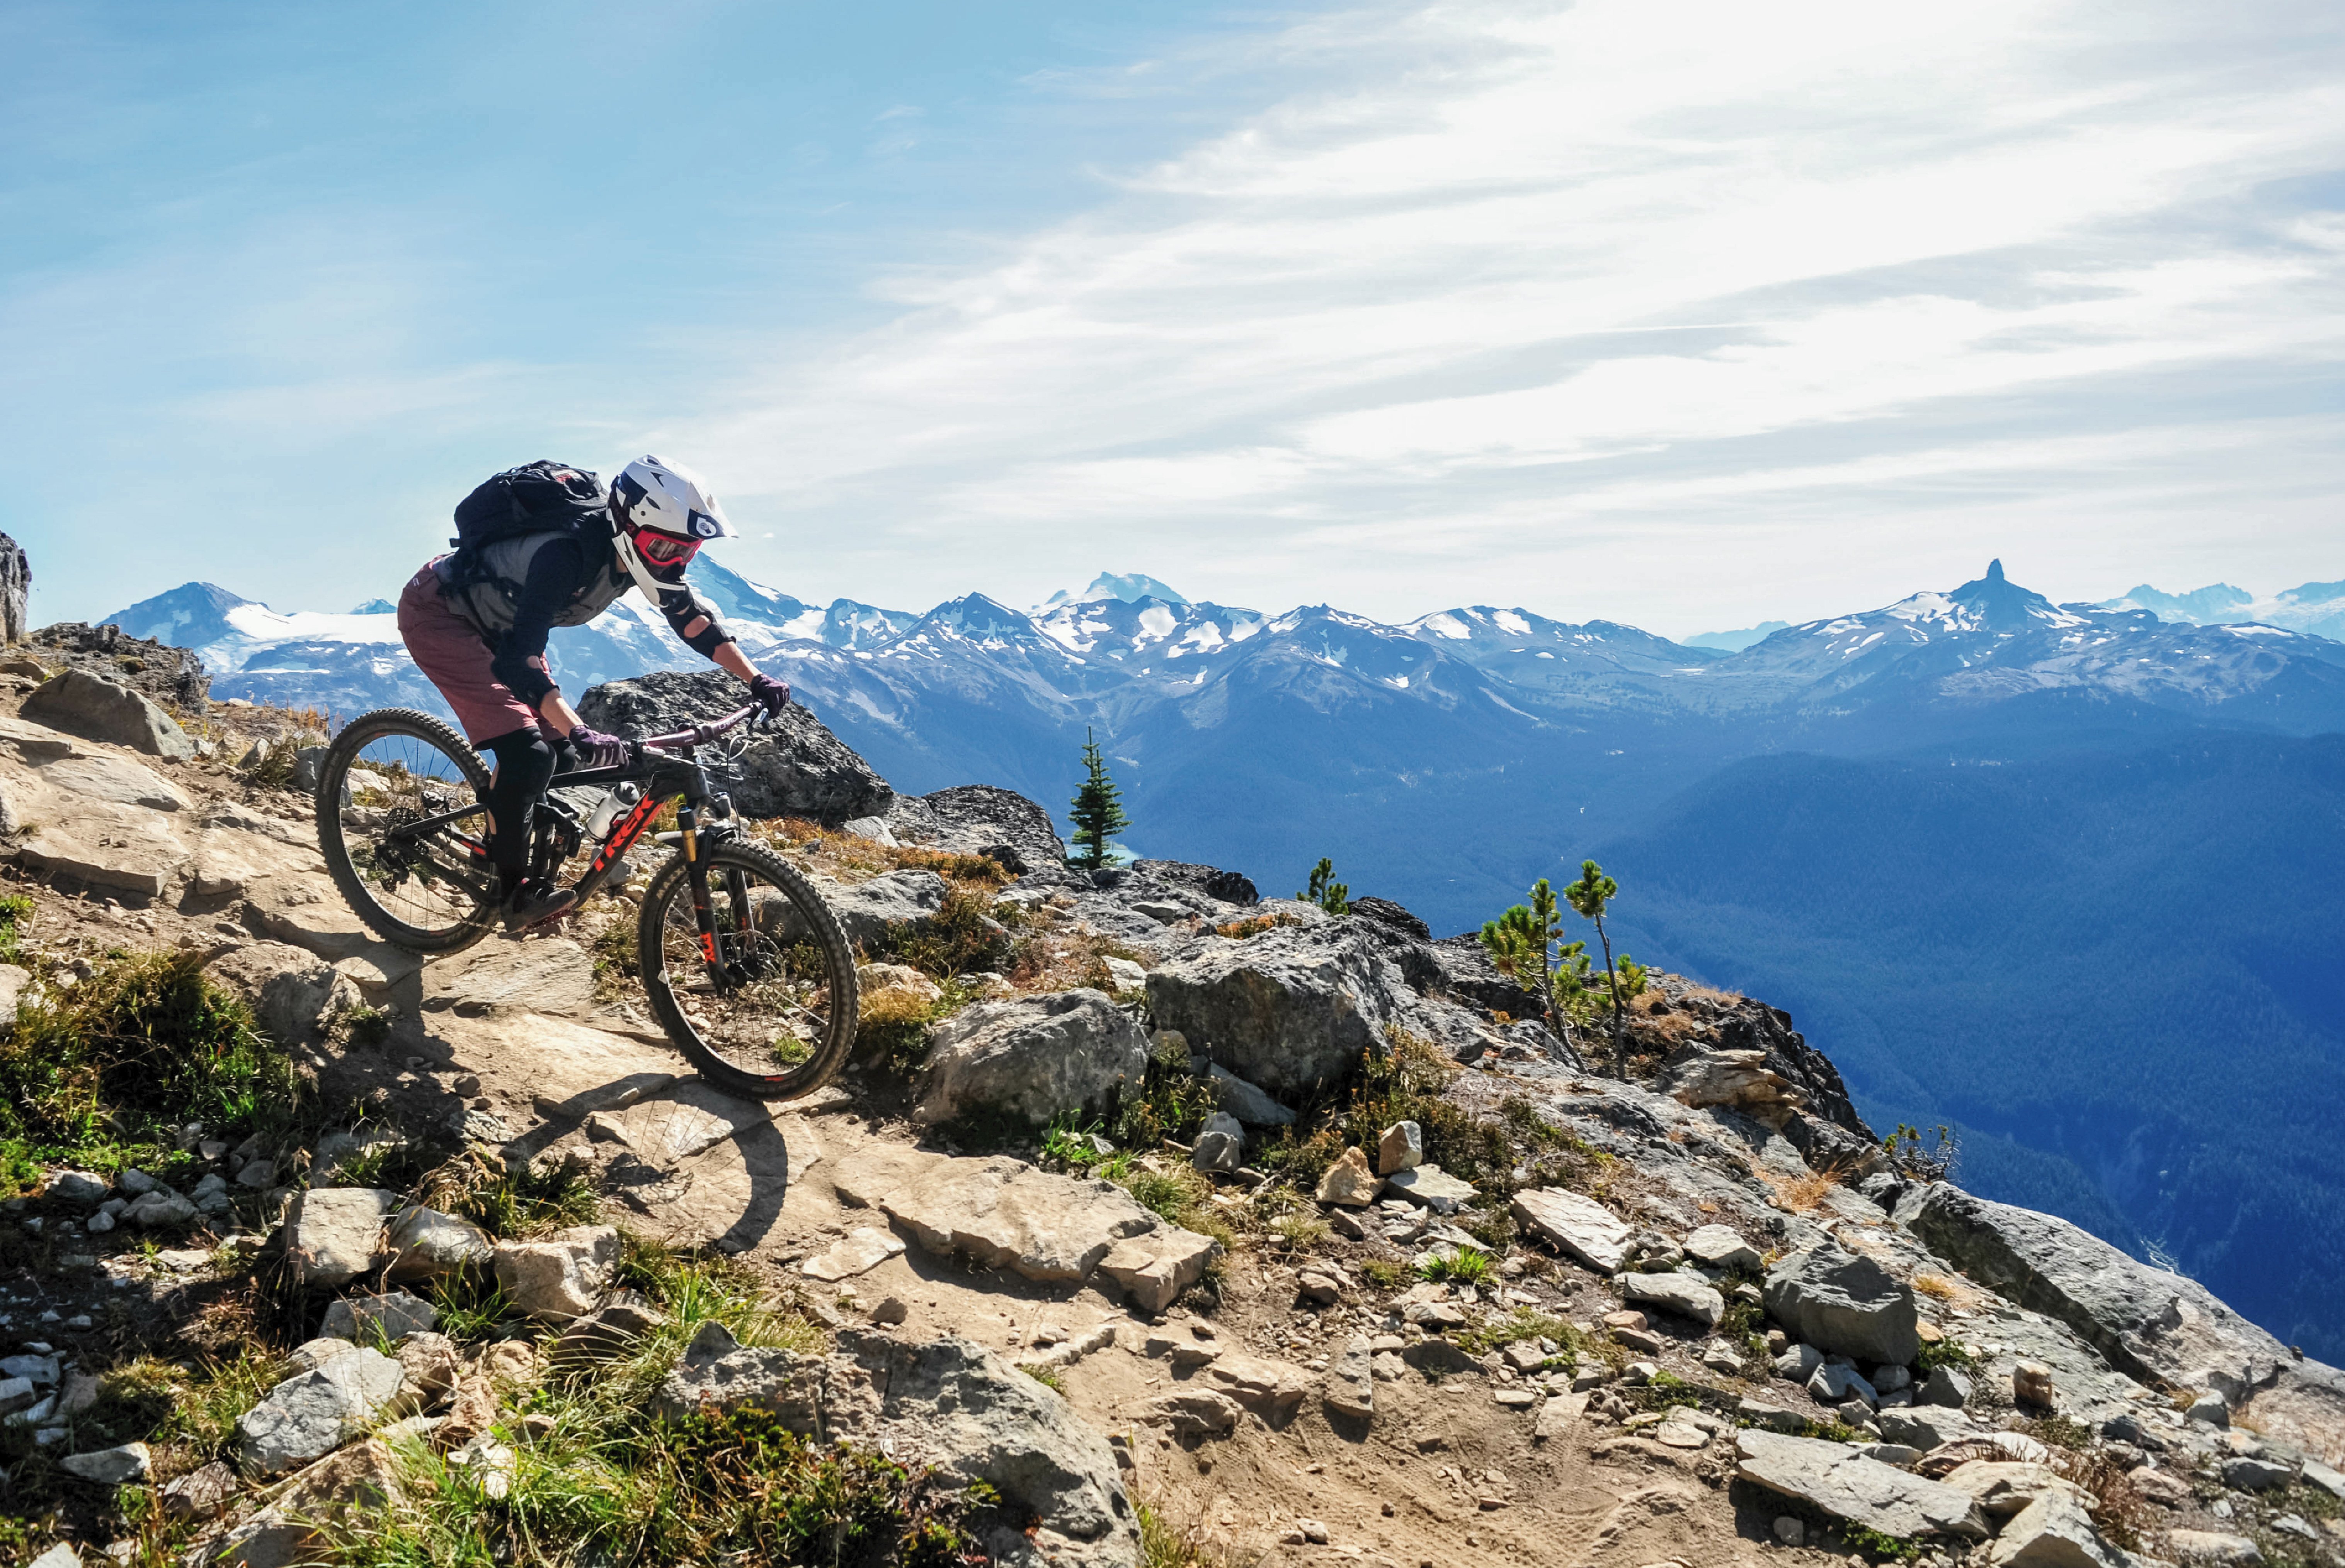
left=501, top=878, right=577, bottom=930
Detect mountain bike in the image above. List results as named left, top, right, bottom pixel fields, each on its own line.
left=313, top=702, right=857, bottom=1102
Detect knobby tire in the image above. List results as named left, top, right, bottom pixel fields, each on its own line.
left=315, top=708, right=500, bottom=956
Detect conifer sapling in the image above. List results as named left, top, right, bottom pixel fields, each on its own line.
left=1067, top=727, right=1130, bottom=870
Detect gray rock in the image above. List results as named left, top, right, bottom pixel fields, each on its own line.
left=1619, top=1270, right=1726, bottom=1328
left=493, top=1225, right=618, bottom=1321
left=1683, top=1224, right=1763, bottom=1273
left=287, top=1337, right=360, bottom=1374
left=284, top=1187, right=401, bottom=1288
left=1144, top=1388, right=1244, bottom=1440
left=1733, top=1429, right=1989, bottom=1540
left=255, top=957, right=363, bottom=1046
left=1764, top=1243, right=1920, bottom=1367
left=160, top=1458, right=239, bottom=1520
left=2221, top=1455, right=2295, bottom=1491
left=1739, top=1398, right=1805, bottom=1433
left=817, top=869, right=949, bottom=948
left=1809, top=1362, right=1879, bottom=1407
left=1377, top=1120, right=1423, bottom=1176
left=1878, top=1404, right=1979, bottom=1451
left=320, top=1290, right=438, bottom=1346
left=552, top=1291, right=671, bottom=1365
left=664, top=1325, right=1138, bottom=1566
left=1384, top=1164, right=1474, bottom=1214
left=1207, top=1064, right=1295, bottom=1127
left=1191, top=1115, right=1243, bottom=1175
left=919, top=784, right=1070, bottom=872
left=1325, top=1335, right=1374, bottom=1420
left=125, top=1189, right=198, bottom=1228
left=2159, top=1531, right=2263, bottom=1565
left=1145, top=920, right=1406, bottom=1094
left=2187, top=1391, right=2231, bottom=1427
left=1982, top=1491, right=2128, bottom=1567
left=914, top=989, right=1148, bottom=1128
left=237, top=1349, right=405, bottom=1475
left=59, top=1440, right=151, bottom=1484
left=1511, top=1186, right=1634, bottom=1274
left=46, top=1170, right=110, bottom=1206
left=1920, top=1364, right=1973, bottom=1408
left=578, top=669, right=893, bottom=824
left=1908, top=1182, right=2345, bottom=1457
left=384, top=1205, right=494, bottom=1284
left=1198, top=1351, right=1311, bottom=1418
left=21, top=669, right=195, bottom=759
left=1130, top=860, right=1256, bottom=906
left=117, top=1168, right=160, bottom=1196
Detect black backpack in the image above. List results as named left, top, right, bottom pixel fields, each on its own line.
left=449, top=460, right=609, bottom=555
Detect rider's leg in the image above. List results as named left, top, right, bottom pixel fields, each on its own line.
left=477, top=727, right=575, bottom=927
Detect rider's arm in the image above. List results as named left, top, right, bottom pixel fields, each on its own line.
left=652, top=579, right=735, bottom=658
left=490, top=536, right=589, bottom=730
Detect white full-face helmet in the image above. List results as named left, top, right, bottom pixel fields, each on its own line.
left=609, top=454, right=737, bottom=597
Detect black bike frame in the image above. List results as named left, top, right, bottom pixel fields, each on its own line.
left=380, top=707, right=762, bottom=983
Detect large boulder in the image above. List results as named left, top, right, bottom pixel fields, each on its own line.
left=0, top=531, right=25, bottom=644
left=1660, top=1047, right=1805, bottom=1125
left=1347, top=896, right=1430, bottom=940
left=1763, top=1243, right=1920, bottom=1368
left=1908, top=1183, right=2345, bottom=1455
left=21, top=668, right=196, bottom=759
left=236, top=1351, right=405, bottom=1475
left=868, top=1153, right=1217, bottom=1313
left=820, top=870, right=949, bottom=948
left=914, top=785, right=1069, bottom=873
left=914, top=989, right=1148, bottom=1127
left=26, top=620, right=209, bottom=711
left=1132, top=860, right=1258, bottom=907
left=657, top=1323, right=1139, bottom=1568
left=1145, top=921, right=1406, bottom=1095
left=577, top=669, right=891, bottom=823
left=1734, top=1430, right=1988, bottom=1540
left=210, top=1437, right=401, bottom=1567
left=1619, top=1271, right=1726, bottom=1328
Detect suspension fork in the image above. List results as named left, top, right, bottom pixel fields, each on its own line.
left=678, top=802, right=725, bottom=981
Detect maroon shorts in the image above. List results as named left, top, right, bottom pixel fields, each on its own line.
left=397, top=562, right=536, bottom=745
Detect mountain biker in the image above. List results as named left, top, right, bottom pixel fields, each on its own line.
left=396, top=454, right=792, bottom=929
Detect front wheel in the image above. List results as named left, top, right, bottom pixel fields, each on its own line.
left=637, top=838, right=859, bottom=1102
left=315, top=708, right=501, bottom=955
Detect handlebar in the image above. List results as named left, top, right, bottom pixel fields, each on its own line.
left=635, top=701, right=764, bottom=755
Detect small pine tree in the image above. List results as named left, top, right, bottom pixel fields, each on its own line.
left=1298, top=857, right=1350, bottom=915
left=1564, top=859, right=1629, bottom=1075
left=1067, top=727, right=1129, bottom=870
left=1479, top=877, right=1590, bottom=1052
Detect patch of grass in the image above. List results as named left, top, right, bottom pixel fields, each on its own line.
left=0, top=948, right=298, bottom=1178
left=1912, top=1272, right=1959, bottom=1301
left=1758, top=1166, right=1840, bottom=1213
left=889, top=847, right=1014, bottom=889
left=1253, top=1026, right=1513, bottom=1192
left=1841, top=1523, right=1923, bottom=1561
left=1213, top=913, right=1300, bottom=940
left=1916, top=1335, right=1975, bottom=1375
left=1039, top=1114, right=1132, bottom=1180
left=2014, top=1413, right=2094, bottom=1452
left=1418, top=1247, right=1494, bottom=1287
left=1358, top=1258, right=1411, bottom=1291
left=1021, top=1364, right=1066, bottom=1395
left=1266, top=1211, right=1329, bottom=1255
left=1457, top=1308, right=1581, bottom=1358
left=1112, top=1039, right=1220, bottom=1151
left=1138, top=1499, right=1251, bottom=1568
left=590, top=915, right=640, bottom=1001
left=0, top=891, right=34, bottom=964
left=421, top=1150, right=602, bottom=1239
left=873, top=885, right=1009, bottom=979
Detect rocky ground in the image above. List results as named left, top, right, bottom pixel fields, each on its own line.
left=0, top=653, right=2340, bottom=1568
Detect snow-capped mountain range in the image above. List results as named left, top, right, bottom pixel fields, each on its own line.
left=107, top=562, right=2345, bottom=777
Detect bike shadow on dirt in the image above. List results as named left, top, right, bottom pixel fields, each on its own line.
left=501, top=1073, right=807, bottom=1256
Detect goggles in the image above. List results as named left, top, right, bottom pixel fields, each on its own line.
left=631, top=527, right=701, bottom=567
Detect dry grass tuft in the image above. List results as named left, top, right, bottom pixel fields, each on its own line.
left=1758, top=1166, right=1841, bottom=1214
left=1913, top=1273, right=1959, bottom=1301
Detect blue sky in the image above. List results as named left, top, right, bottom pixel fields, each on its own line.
left=5, top=0, right=2340, bottom=638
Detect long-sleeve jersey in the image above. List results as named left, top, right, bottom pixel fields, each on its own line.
left=434, top=529, right=732, bottom=707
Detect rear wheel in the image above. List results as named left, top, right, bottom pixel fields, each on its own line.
left=315, top=708, right=500, bottom=955
left=637, top=838, right=859, bottom=1101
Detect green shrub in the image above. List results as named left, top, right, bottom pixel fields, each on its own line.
left=0, top=950, right=297, bottom=1175
left=1418, top=1247, right=1493, bottom=1287
left=874, top=886, right=1008, bottom=978
left=421, top=1151, right=601, bottom=1239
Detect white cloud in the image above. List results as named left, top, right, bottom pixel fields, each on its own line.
left=689, top=0, right=2345, bottom=631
